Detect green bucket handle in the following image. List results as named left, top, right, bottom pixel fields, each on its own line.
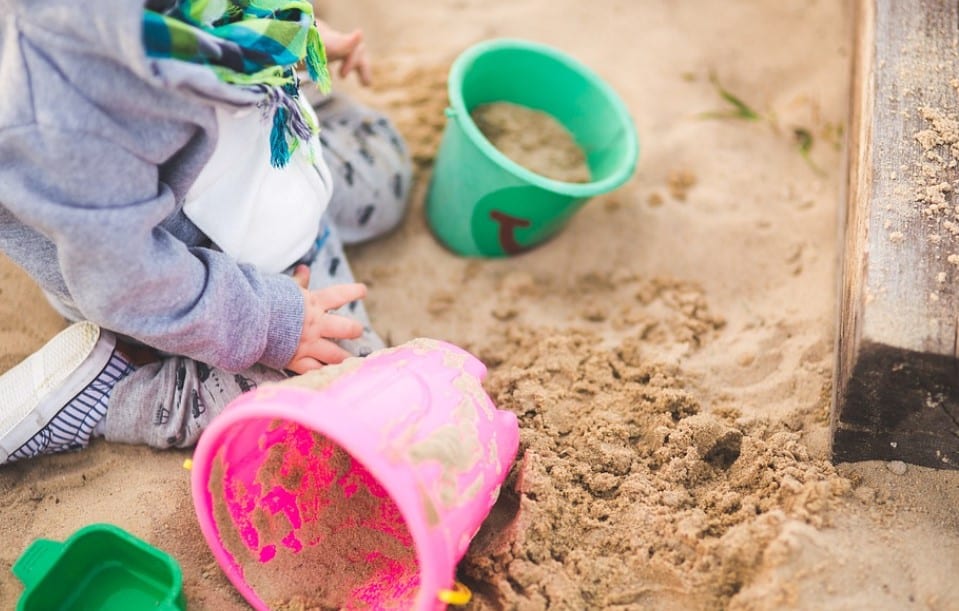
left=12, top=538, right=62, bottom=590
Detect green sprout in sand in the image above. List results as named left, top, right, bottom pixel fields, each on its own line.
left=697, top=72, right=827, bottom=174
left=698, top=72, right=762, bottom=121
left=793, top=127, right=825, bottom=175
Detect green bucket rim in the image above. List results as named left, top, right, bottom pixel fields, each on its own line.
left=447, top=38, right=640, bottom=198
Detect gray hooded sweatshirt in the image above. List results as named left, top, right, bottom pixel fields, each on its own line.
left=0, top=0, right=304, bottom=371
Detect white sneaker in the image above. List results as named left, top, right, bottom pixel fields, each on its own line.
left=0, top=322, right=132, bottom=464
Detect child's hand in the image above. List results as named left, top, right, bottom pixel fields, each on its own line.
left=286, top=265, right=366, bottom=374
left=315, top=19, right=372, bottom=86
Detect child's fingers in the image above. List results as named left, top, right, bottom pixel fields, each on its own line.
left=292, top=264, right=311, bottom=289
left=328, top=29, right=362, bottom=61
left=357, top=53, right=372, bottom=86
left=339, top=43, right=363, bottom=79
left=307, top=338, right=353, bottom=365
left=319, top=313, right=363, bottom=340
left=340, top=44, right=371, bottom=86
left=339, top=56, right=352, bottom=78
left=314, top=283, right=367, bottom=311
left=344, top=29, right=363, bottom=53
left=287, top=338, right=353, bottom=373
left=287, top=355, right=325, bottom=374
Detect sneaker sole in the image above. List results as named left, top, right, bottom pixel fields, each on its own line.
left=0, top=322, right=115, bottom=463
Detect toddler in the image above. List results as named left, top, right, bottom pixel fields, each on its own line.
left=0, top=0, right=412, bottom=463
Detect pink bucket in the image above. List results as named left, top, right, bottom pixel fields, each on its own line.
left=190, top=339, right=519, bottom=610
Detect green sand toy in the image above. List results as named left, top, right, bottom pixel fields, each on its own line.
left=13, top=523, right=185, bottom=611
left=426, top=38, right=639, bottom=257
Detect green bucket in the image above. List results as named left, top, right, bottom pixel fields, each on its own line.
left=426, top=38, right=640, bottom=257
left=13, top=524, right=186, bottom=611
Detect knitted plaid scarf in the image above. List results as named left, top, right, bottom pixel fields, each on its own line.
left=143, top=0, right=332, bottom=168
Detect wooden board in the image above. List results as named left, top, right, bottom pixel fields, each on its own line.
left=833, top=0, right=959, bottom=468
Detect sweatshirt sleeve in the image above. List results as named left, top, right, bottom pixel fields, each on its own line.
left=0, top=123, right=303, bottom=371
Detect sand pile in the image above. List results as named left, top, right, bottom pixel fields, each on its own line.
left=461, top=326, right=848, bottom=609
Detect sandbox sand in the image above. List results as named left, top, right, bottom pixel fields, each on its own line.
left=4, top=1, right=959, bottom=609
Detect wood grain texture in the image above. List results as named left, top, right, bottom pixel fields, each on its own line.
left=833, top=0, right=959, bottom=467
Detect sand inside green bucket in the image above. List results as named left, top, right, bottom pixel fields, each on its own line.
left=471, top=102, right=591, bottom=183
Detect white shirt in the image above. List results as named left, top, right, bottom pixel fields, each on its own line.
left=184, top=104, right=333, bottom=273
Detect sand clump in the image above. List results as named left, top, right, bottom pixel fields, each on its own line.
left=471, top=102, right=591, bottom=183
left=666, top=168, right=697, bottom=201
left=458, top=327, right=850, bottom=610
left=911, top=107, right=959, bottom=256
left=913, top=108, right=959, bottom=216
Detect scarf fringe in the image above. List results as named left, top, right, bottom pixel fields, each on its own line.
left=306, top=27, right=332, bottom=94
left=270, top=106, right=291, bottom=168
left=262, top=83, right=316, bottom=168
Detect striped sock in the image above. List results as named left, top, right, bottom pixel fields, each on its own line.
left=7, top=351, right=134, bottom=462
